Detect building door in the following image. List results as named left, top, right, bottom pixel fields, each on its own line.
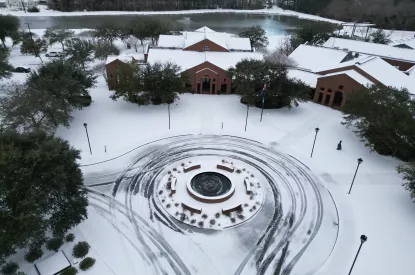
left=333, top=91, right=343, bottom=107
left=317, top=93, right=323, bottom=104
left=221, top=84, right=227, bottom=94
left=197, top=83, right=201, bottom=93
left=324, top=94, right=331, bottom=106
left=202, top=78, right=210, bottom=93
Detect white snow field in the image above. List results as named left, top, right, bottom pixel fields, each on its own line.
left=2, top=31, right=414, bottom=275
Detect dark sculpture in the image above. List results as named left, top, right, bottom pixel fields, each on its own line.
left=337, top=140, right=342, bottom=150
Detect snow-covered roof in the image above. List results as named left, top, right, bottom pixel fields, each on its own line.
left=323, top=37, right=415, bottom=63
left=318, top=70, right=374, bottom=87
left=287, top=69, right=319, bottom=88
left=288, top=44, right=350, bottom=71
left=106, top=54, right=146, bottom=65
left=35, top=251, right=71, bottom=275
left=147, top=48, right=263, bottom=71
left=355, top=57, right=415, bottom=93
left=157, top=28, right=251, bottom=51
left=195, top=26, right=215, bottom=33
left=392, top=39, right=415, bottom=49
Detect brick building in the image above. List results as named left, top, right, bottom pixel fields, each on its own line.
left=147, top=26, right=263, bottom=94
left=288, top=44, right=415, bottom=108
left=106, top=53, right=147, bottom=90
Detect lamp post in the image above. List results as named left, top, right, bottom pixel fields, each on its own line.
left=245, top=104, right=249, bottom=132
left=260, top=83, right=267, bottom=122
left=310, top=127, right=320, bottom=158
left=83, top=123, right=92, bottom=155
left=348, top=235, right=368, bottom=275
left=348, top=158, right=363, bottom=194
left=168, top=104, right=171, bottom=130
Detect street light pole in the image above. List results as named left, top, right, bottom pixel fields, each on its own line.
left=245, top=104, right=249, bottom=132
left=348, top=158, right=363, bottom=194
left=168, top=104, right=171, bottom=130
left=348, top=235, right=368, bottom=275
left=83, top=123, right=92, bottom=155
left=310, top=127, right=320, bottom=158
left=260, top=83, right=267, bottom=122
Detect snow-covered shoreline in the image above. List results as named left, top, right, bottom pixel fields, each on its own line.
left=0, top=5, right=343, bottom=24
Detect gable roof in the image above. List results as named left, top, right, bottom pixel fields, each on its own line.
left=288, top=44, right=351, bottom=71
left=106, top=54, right=146, bottom=65
left=195, top=26, right=215, bottom=33
left=318, top=70, right=374, bottom=87
left=147, top=48, right=263, bottom=72
left=157, top=28, right=252, bottom=51
left=287, top=69, right=320, bottom=88
left=392, top=39, right=415, bottom=50
left=323, top=37, right=415, bottom=63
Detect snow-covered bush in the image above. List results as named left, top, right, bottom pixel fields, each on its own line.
left=46, top=237, right=63, bottom=251
left=1, top=262, right=19, bottom=275
left=72, top=241, right=90, bottom=258
left=61, top=267, right=78, bottom=275
left=79, top=257, right=96, bottom=271
left=65, top=233, right=75, bottom=242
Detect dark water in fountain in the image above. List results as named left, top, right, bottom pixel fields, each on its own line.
left=190, top=172, right=232, bottom=197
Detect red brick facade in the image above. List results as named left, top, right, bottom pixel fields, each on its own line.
left=184, top=61, right=231, bottom=94
left=314, top=73, right=367, bottom=108
left=106, top=59, right=128, bottom=90
left=184, top=39, right=228, bottom=52
left=382, top=58, right=415, bottom=71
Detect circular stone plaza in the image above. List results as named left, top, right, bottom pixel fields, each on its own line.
left=157, top=157, right=265, bottom=229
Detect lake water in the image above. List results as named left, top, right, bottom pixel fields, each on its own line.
left=19, top=13, right=310, bottom=35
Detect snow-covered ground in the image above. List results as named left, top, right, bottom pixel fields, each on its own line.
left=3, top=27, right=415, bottom=275
left=0, top=5, right=342, bottom=24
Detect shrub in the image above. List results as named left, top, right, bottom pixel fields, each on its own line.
left=166, top=204, right=171, bottom=208
left=209, top=219, right=216, bottom=225
left=46, top=237, right=63, bottom=251
left=215, top=213, right=220, bottom=218
left=27, top=6, right=40, bottom=12
left=231, top=218, right=236, bottom=223
left=190, top=219, right=196, bottom=224
left=1, top=262, right=19, bottom=275
left=198, top=221, right=204, bottom=227
left=24, top=247, right=43, bottom=263
left=72, top=241, right=90, bottom=258
left=65, top=233, right=75, bottom=242
left=201, top=214, right=208, bottom=219
left=61, top=267, right=78, bottom=275
left=174, top=203, right=179, bottom=207
left=94, top=42, right=120, bottom=60
left=79, top=257, right=96, bottom=271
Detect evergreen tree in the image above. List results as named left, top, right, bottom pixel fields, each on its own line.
left=111, top=61, right=185, bottom=105
left=129, top=19, right=152, bottom=45
left=397, top=163, right=415, bottom=202
left=0, top=48, right=12, bottom=79
left=0, top=60, right=96, bottom=133
left=0, top=15, right=19, bottom=47
left=238, top=25, right=269, bottom=50
left=20, top=36, right=47, bottom=63
left=44, top=28, right=75, bottom=50
left=369, top=29, right=392, bottom=44
left=228, top=59, right=310, bottom=108
left=342, top=85, right=415, bottom=160
left=64, top=38, right=95, bottom=70
left=290, top=22, right=340, bottom=49
left=0, top=130, right=88, bottom=259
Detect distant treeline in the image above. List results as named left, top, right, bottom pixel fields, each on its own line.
left=48, top=0, right=267, bottom=11
left=277, top=0, right=415, bottom=30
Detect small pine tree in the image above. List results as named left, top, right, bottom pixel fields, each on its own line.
left=24, top=247, right=44, bottom=263
left=1, top=262, right=19, bottom=275
left=46, top=237, right=64, bottom=251
left=79, top=257, right=96, bottom=271
left=72, top=241, right=90, bottom=258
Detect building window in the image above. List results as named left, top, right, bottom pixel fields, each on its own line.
left=339, top=85, right=344, bottom=89
left=213, top=78, right=216, bottom=82
left=197, top=78, right=201, bottom=82
left=203, top=46, right=210, bottom=51
left=320, top=87, right=325, bottom=91
left=110, top=74, right=113, bottom=78
left=224, top=78, right=226, bottom=82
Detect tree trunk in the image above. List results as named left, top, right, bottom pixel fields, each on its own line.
left=60, top=42, right=65, bottom=51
